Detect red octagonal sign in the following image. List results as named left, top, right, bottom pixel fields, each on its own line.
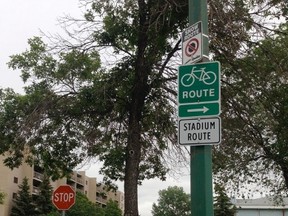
left=52, top=185, right=75, bottom=210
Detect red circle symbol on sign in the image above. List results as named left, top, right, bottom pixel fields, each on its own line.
left=52, top=185, right=75, bottom=210
left=185, top=38, right=199, bottom=57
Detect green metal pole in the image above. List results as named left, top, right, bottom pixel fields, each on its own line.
left=190, top=146, right=213, bottom=215
left=188, top=0, right=214, bottom=216
left=189, top=0, right=209, bottom=61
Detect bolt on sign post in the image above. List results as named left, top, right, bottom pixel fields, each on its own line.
left=188, top=0, right=214, bottom=216
left=52, top=185, right=76, bottom=216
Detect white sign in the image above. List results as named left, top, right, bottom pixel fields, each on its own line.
left=182, top=22, right=203, bottom=65
left=178, top=117, right=221, bottom=145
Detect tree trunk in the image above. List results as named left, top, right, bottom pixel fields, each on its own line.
left=124, top=111, right=142, bottom=216
left=124, top=1, right=149, bottom=215
left=124, top=70, right=148, bottom=216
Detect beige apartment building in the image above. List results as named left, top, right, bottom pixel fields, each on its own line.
left=0, top=155, right=124, bottom=216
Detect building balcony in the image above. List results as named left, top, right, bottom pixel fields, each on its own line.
left=32, top=186, right=40, bottom=194
left=33, top=171, right=44, bottom=181
left=76, top=188, right=84, bottom=194
left=76, top=177, right=84, bottom=185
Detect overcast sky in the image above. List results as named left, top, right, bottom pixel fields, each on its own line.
left=0, top=1, right=190, bottom=215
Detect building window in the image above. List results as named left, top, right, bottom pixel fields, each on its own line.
left=102, top=193, right=107, bottom=200
left=13, top=177, right=18, bottom=184
left=12, top=193, right=17, bottom=199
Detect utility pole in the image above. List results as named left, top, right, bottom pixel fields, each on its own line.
left=188, top=0, right=214, bottom=215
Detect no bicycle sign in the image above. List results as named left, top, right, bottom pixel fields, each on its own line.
left=182, top=21, right=203, bottom=65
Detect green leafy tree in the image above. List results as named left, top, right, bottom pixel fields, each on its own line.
left=214, top=184, right=236, bottom=216
left=11, top=177, right=37, bottom=216
left=104, top=200, right=122, bottom=216
left=1, top=0, right=287, bottom=215
left=0, top=191, right=5, bottom=204
left=66, top=192, right=104, bottom=216
left=1, top=1, right=190, bottom=214
left=35, top=173, right=54, bottom=215
left=214, top=23, right=288, bottom=197
left=47, top=212, right=61, bottom=216
left=152, top=186, right=190, bottom=216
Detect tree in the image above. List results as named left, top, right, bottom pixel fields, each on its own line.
left=214, top=184, right=236, bottom=216
left=214, top=22, right=288, bottom=196
left=0, top=191, right=5, bottom=204
left=11, top=177, right=37, bottom=216
left=152, top=186, right=190, bottom=216
left=47, top=212, right=61, bottom=216
left=49, top=192, right=122, bottom=216
left=104, top=200, right=122, bottom=216
left=34, top=173, right=54, bottom=215
left=1, top=1, right=189, bottom=215
left=66, top=192, right=104, bottom=216
left=1, top=0, right=287, bottom=215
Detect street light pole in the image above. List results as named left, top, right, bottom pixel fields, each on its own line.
left=188, top=0, right=214, bottom=215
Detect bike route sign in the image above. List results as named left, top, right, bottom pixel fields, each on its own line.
left=178, top=61, right=221, bottom=118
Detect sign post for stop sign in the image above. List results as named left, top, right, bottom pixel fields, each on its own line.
left=52, top=185, right=75, bottom=215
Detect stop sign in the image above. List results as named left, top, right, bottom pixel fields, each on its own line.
left=52, top=185, right=75, bottom=210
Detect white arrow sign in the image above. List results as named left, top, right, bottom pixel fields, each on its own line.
left=187, top=106, right=209, bottom=113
